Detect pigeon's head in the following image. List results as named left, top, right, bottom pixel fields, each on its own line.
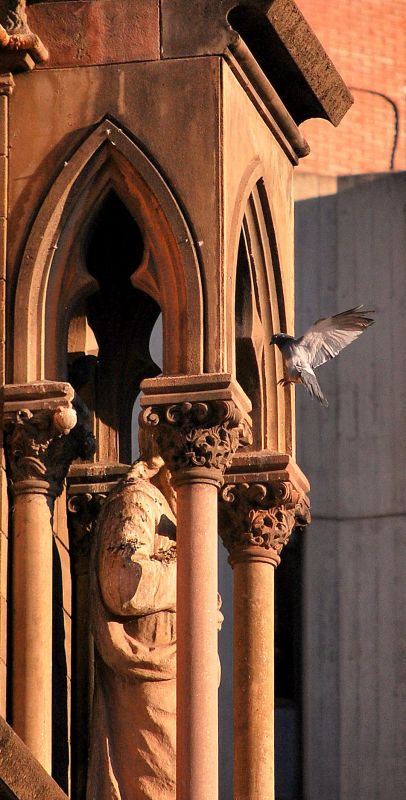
left=270, top=333, right=294, bottom=349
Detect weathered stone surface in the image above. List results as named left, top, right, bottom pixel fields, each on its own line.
left=27, top=0, right=159, bottom=67
left=88, top=458, right=177, bottom=800
left=9, top=58, right=221, bottom=378
left=24, top=0, right=352, bottom=130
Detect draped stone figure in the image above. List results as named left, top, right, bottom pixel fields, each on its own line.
left=87, top=443, right=177, bottom=800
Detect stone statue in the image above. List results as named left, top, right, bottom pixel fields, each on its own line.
left=87, top=436, right=177, bottom=800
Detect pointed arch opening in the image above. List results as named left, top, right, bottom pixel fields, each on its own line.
left=230, top=169, right=292, bottom=453
left=12, top=119, right=204, bottom=387
left=65, top=188, right=162, bottom=464
left=235, top=228, right=264, bottom=450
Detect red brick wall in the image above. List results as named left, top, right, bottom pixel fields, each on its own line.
left=296, top=0, right=405, bottom=175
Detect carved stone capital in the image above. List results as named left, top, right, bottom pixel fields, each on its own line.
left=3, top=382, right=96, bottom=497
left=219, top=452, right=310, bottom=567
left=67, top=462, right=130, bottom=574
left=140, top=374, right=252, bottom=487
left=67, top=492, right=106, bottom=575
left=0, top=70, right=14, bottom=94
left=140, top=400, right=249, bottom=487
left=0, top=1, right=48, bottom=71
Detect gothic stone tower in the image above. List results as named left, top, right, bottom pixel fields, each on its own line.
left=0, top=2, right=351, bottom=798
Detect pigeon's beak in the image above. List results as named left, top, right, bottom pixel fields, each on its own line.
left=270, top=336, right=276, bottom=345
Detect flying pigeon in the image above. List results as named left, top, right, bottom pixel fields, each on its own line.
left=271, top=305, right=375, bottom=406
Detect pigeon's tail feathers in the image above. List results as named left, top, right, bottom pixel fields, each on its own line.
left=299, top=369, right=328, bottom=406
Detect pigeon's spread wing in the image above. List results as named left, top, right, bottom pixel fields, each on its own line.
left=297, top=306, right=374, bottom=369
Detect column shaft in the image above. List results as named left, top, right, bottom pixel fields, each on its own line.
left=71, top=566, right=93, bottom=798
left=140, top=376, right=252, bottom=799
left=176, top=481, right=219, bottom=800
left=12, top=488, right=54, bottom=770
left=218, top=455, right=310, bottom=800
left=234, top=560, right=275, bottom=800
left=3, top=383, right=96, bottom=774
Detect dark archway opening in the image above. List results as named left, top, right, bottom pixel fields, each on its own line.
left=68, top=190, right=161, bottom=464
left=235, top=229, right=262, bottom=450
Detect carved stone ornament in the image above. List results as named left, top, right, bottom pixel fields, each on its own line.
left=140, top=400, right=250, bottom=485
left=4, top=406, right=96, bottom=496
left=0, top=1, right=48, bottom=65
left=0, top=0, right=28, bottom=32
left=218, top=480, right=310, bottom=566
left=67, top=492, right=107, bottom=574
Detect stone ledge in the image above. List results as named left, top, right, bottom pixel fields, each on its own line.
left=140, top=373, right=252, bottom=420
left=0, top=715, right=68, bottom=800
left=225, top=449, right=310, bottom=495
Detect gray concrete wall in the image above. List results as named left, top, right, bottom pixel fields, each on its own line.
left=295, top=172, right=406, bottom=800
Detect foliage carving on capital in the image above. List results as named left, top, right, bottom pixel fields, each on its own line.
left=218, top=480, right=310, bottom=565
left=4, top=406, right=96, bottom=495
left=140, top=400, right=250, bottom=479
left=67, top=492, right=107, bottom=573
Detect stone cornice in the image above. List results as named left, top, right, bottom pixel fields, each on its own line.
left=160, top=0, right=353, bottom=126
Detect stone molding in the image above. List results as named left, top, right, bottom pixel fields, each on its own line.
left=3, top=382, right=95, bottom=497
left=0, top=0, right=48, bottom=71
left=140, top=374, right=252, bottom=487
left=160, top=0, right=353, bottom=127
left=219, top=451, right=310, bottom=566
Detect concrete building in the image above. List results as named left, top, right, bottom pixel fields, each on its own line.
left=291, top=3, right=406, bottom=799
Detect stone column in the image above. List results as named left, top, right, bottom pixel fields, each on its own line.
left=140, top=373, right=251, bottom=800
left=66, top=462, right=129, bottom=799
left=219, top=452, right=310, bottom=800
left=3, top=382, right=95, bottom=771
left=0, top=70, right=14, bottom=718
